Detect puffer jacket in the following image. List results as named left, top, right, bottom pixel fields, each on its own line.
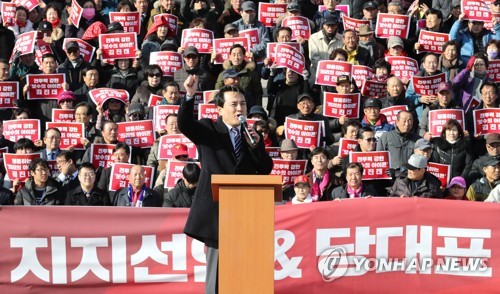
left=216, top=60, right=263, bottom=106
left=163, top=178, right=195, bottom=207
left=430, top=137, right=472, bottom=179
left=131, top=80, right=165, bottom=118
left=377, top=127, right=421, bottom=170
left=388, top=171, right=443, bottom=198
left=15, top=178, right=65, bottom=205
left=105, top=67, right=140, bottom=98
left=174, top=64, right=214, bottom=92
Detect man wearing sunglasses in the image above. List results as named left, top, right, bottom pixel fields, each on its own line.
left=173, top=46, right=214, bottom=92
left=57, top=41, right=91, bottom=91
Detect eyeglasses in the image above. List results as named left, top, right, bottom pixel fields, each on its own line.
left=35, top=168, right=49, bottom=174
left=80, top=172, right=96, bottom=178
left=364, top=137, right=377, bottom=142
left=68, top=48, right=79, bottom=54
left=185, top=55, right=199, bottom=59
left=148, top=73, right=161, bottom=78
left=128, top=112, right=142, bottom=118
left=60, top=100, right=73, bottom=104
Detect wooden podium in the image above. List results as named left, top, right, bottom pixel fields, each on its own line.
left=212, top=175, right=282, bottom=294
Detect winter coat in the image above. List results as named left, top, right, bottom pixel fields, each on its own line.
left=467, top=177, right=497, bottom=201
left=181, top=0, right=223, bottom=37
left=360, top=114, right=395, bottom=139
left=418, top=100, right=462, bottom=136
left=308, top=30, right=343, bottom=85
left=405, top=69, right=443, bottom=120
left=0, top=24, right=15, bottom=60
left=331, top=183, right=380, bottom=199
left=377, top=127, right=421, bottom=170
left=174, top=64, right=214, bottom=92
left=268, top=76, right=310, bottom=125
left=163, top=179, right=195, bottom=207
left=232, top=18, right=269, bottom=59
left=140, top=34, right=163, bottom=69
left=57, top=56, right=91, bottom=91
left=105, top=68, right=140, bottom=98
left=131, top=80, right=165, bottom=118
left=65, top=186, right=111, bottom=206
left=388, top=171, right=443, bottom=198
left=468, top=154, right=500, bottom=184
left=430, top=137, right=472, bottom=179
left=113, top=186, right=163, bottom=207
left=15, top=178, right=65, bottom=205
left=216, top=60, right=262, bottom=105
left=453, top=68, right=489, bottom=109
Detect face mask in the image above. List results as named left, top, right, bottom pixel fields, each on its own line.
left=488, top=50, right=498, bottom=59
left=82, top=8, right=96, bottom=20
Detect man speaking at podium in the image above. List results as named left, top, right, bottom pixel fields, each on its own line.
left=178, top=75, right=274, bottom=293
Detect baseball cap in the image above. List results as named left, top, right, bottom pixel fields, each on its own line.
left=107, top=21, right=124, bottom=33
left=65, top=41, right=79, bottom=51
left=414, top=138, right=432, bottom=150
left=224, top=23, right=238, bottom=34
left=287, top=2, right=301, bottom=12
left=184, top=46, right=199, bottom=56
left=38, top=21, right=53, bottom=31
left=446, top=176, right=467, bottom=189
left=128, top=103, right=145, bottom=115
left=297, top=93, right=313, bottom=103
left=323, top=14, right=339, bottom=26
left=484, top=156, right=500, bottom=167
left=221, top=69, right=239, bottom=80
left=364, top=98, right=382, bottom=109
left=280, top=139, right=298, bottom=152
left=363, top=1, right=379, bottom=10
left=387, top=36, right=404, bottom=48
left=337, top=74, right=351, bottom=85
left=404, top=154, right=427, bottom=170
left=294, top=175, right=309, bottom=186
left=452, top=0, right=461, bottom=7
left=437, top=82, right=453, bottom=93
left=241, top=1, right=256, bottom=12
left=248, top=105, right=268, bottom=120
left=172, top=143, right=189, bottom=158
left=486, top=133, right=500, bottom=145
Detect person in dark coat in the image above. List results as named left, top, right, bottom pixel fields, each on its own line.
left=57, top=41, right=91, bottom=91
left=0, top=21, right=15, bottom=60
left=178, top=76, right=273, bottom=294
left=113, top=165, right=163, bottom=207
left=331, top=162, right=379, bottom=199
left=163, top=163, right=200, bottom=207
left=65, top=162, right=111, bottom=206
left=173, top=46, right=214, bottom=92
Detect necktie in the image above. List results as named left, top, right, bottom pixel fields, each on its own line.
left=64, top=175, right=73, bottom=185
left=232, top=127, right=242, bottom=161
left=48, top=152, right=53, bottom=160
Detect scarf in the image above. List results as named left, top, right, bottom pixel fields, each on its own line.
left=472, top=71, right=487, bottom=100
left=15, top=20, right=26, bottom=28
left=344, top=46, right=359, bottom=65
left=346, top=185, right=363, bottom=198
left=291, top=194, right=313, bottom=204
left=439, top=55, right=459, bottom=81
left=359, top=40, right=375, bottom=60
left=310, top=171, right=330, bottom=201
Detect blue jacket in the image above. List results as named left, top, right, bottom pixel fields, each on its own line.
left=449, top=19, right=500, bottom=66
left=232, top=18, right=270, bottom=59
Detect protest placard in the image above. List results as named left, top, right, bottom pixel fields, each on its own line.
left=323, top=92, right=360, bottom=119
left=9, top=31, right=37, bottom=62
left=411, top=73, right=446, bottom=96
left=52, top=109, right=75, bottom=122
left=157, top=134, right=197, bottom=160
left=266, top=147, right=281, bottom=159
left=46, top=122, right=84, bottom=150
left=274, top=43, right=305, bottom=75
left=148, top=94, right=163, bottom=107
left=3, top=153, right=41, bottom=182
left=461, top=0, right=491, bottom=22
left=315, top=60, right=353, bottom=86
left=284, top=117, right=322, bottom=149
left=375, top=13, right=410, bottom=39
left=109, top=11, right=140, bottom=34
left=109, top=163, right=154, bottom=191
left=212, top=37, right=250, bottom=64
left=3, top=119, right=40, bottom=142
left=203, top=90, right=219, bottom=103
left=380, top=105, right=408, bottom=125
left=69, top=0, right=83, bottom=28
left=26, top=74, right=65, bottom=100
left=270, top=159, right=307, bottom=185
left=417, top=31, right=449, bottom=54
left=153, top=105, right=179, bottom=132
left=117, top=120, right=156, bottom=149
left=164, top=161, right=201, bottom=189
left=338, top=138, right=358, bottom=158
left=99, top=32, right=137, bottom=59
left=361, top=80, right=388, bottom=98
left=349, top=151, right=391, bottom=180
left=90, top=144, right=131, bottom=169
left=428, top=109, right=465, bottom=137
left=487, top=60, right=500, bottom=82
left=239, top=28, right=260, bottom=50
left=34, top=39, right=54, bottom=69
left=153, top=13, right=178, bottom=37
left=427, top=162, right=451, bottom=188
left=258, top=3, right=287, bottom=27
left=63, top=38, right=96, bottom=63
left=181, top=28, right=213, bottom=53
left=198, top=103, right=219, bottom=121
left=473, top=108, right=500, bottom=136
left=318, top=4, right=350, bottom=15
left=352, top=65, right=374, bottom=89
left=0, top=81, right=18, bottom=108
left=1, top=2, right=16, bottom=26
left=149, top=51, right=183, bottom=77
left=281, top=16, right=311, bottom=40
left=385, top=56, right=419, bottom=80
left=266, top=42, right=302, bottom=63
left=89, top=88, right=129, bottom=106
left=14, top=0, right=38, bottom=11
left=342, top=15, right=370, bottom=31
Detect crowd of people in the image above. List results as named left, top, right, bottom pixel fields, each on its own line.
left=0, top=0, right=499, bottom=207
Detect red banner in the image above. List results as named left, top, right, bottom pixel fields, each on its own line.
left=153, top=13, right=178, bottom=37
left=3, top=119, right=40, bottom=142
left=239, top=28, right=260, bottom=50
left=153, top=105, right=179, bottom=132
left=349, top=151, right=391, bottom=180
left=89, top=88, right=129, bottom=106
left=266, top=147, right=281, bottom=159
left=284, top=118, right=322, bottom=149
left=90, top=144, right=131, bottom=169
left=258, top=3, right=287, bottom=27
left=63, top=38, right=96, bottom=63
left=352, top=65, right=373, bottom=89
left=428, top=109, right=465, bottom=137
left=117, top=120, right=156, bottom=149
left=386, top=56, right=419, bottom=80
left=274, top=43, right=305, bottom=75
left=0, top=81, right=18, bottom=108
left=157, top=134, right=197, bottom=160
left=46, top=122, right=84, bottom=150
left=473, top=108, right=500, bottom=136
left=418, top=31, right=449, bottom=54
left=487, top=60, right=500, bottom=82
left=148, top=94, right=163, bottom=108
left=1, top=2, right=16, bottom=26
left=69, top=0, right=83, bottom=28
left=427, top=162, right=451, bottom=188
left=164, top=160, right=201, bottom=189
left=99, top=32, right=137, bottom=60
left=375, top=13, right=410, bottom=39
left=181, top=28, right=213, bottom=54
left=462, top=0, right=491, bottom=21
left=51, top=109, right=75, bottom=123
left=323, top=92, right=360, bottom=119
left=26, top=74, right=65, bottom=100
left=9, top=31, right=37, bottom=62
left=3, top=153, right=41, bottom=182
left=270, top=159, right=307, bottom=185
left=203, top=90, right=219, bottom=103
left=361, top=80, right=387, bottom=98
left=197, top=103, right=219, bottom=121
left=109, top=11, right=140, bottom=34
left=13, top=0, right=37, bottom=11
left=315, top=60, right=353, bottom=87
left=108, top=163, right=155, bottom=191
left=380, top=105, right=408, bottom=125
left=281, top=16, right=311, bottom=40
left=342, top=15, right=370, bottom=32
left=411, top=73, right=447, bottom=96
left=212, top=37, right=250, bottom=65
left=338, top=138, right=358, bottom=158
left=4, top=198, right=500, bottom=292
left=266, top=42, right=301, bottom=63
left=149, top=51, right=183, bottom=77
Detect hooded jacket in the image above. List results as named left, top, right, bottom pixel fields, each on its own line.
left=163, top=178, right=195, bottom=207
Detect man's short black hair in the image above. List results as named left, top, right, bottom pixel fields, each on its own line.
left=78, top=162, right=96, bottom=172
left=183, top=163, right=200, bottom=184
left=56, top=150, right=76, bottom=164
left=214, top=85, right=245, bottom=108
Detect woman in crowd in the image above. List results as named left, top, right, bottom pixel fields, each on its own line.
left=9, top=6, right=33, bottom=38
left=444, top=176, right=468, bottom=200
left=453, top=53, right=490, bottom=109
left=438, top=41, right=462, bottom=82
left=65, top=0, right=105, bottom=38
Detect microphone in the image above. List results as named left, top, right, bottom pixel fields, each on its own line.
left=238, top=115, right=256, bottom=146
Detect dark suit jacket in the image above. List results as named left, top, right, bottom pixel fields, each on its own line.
left=178, top=97, right=274, bottom=248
